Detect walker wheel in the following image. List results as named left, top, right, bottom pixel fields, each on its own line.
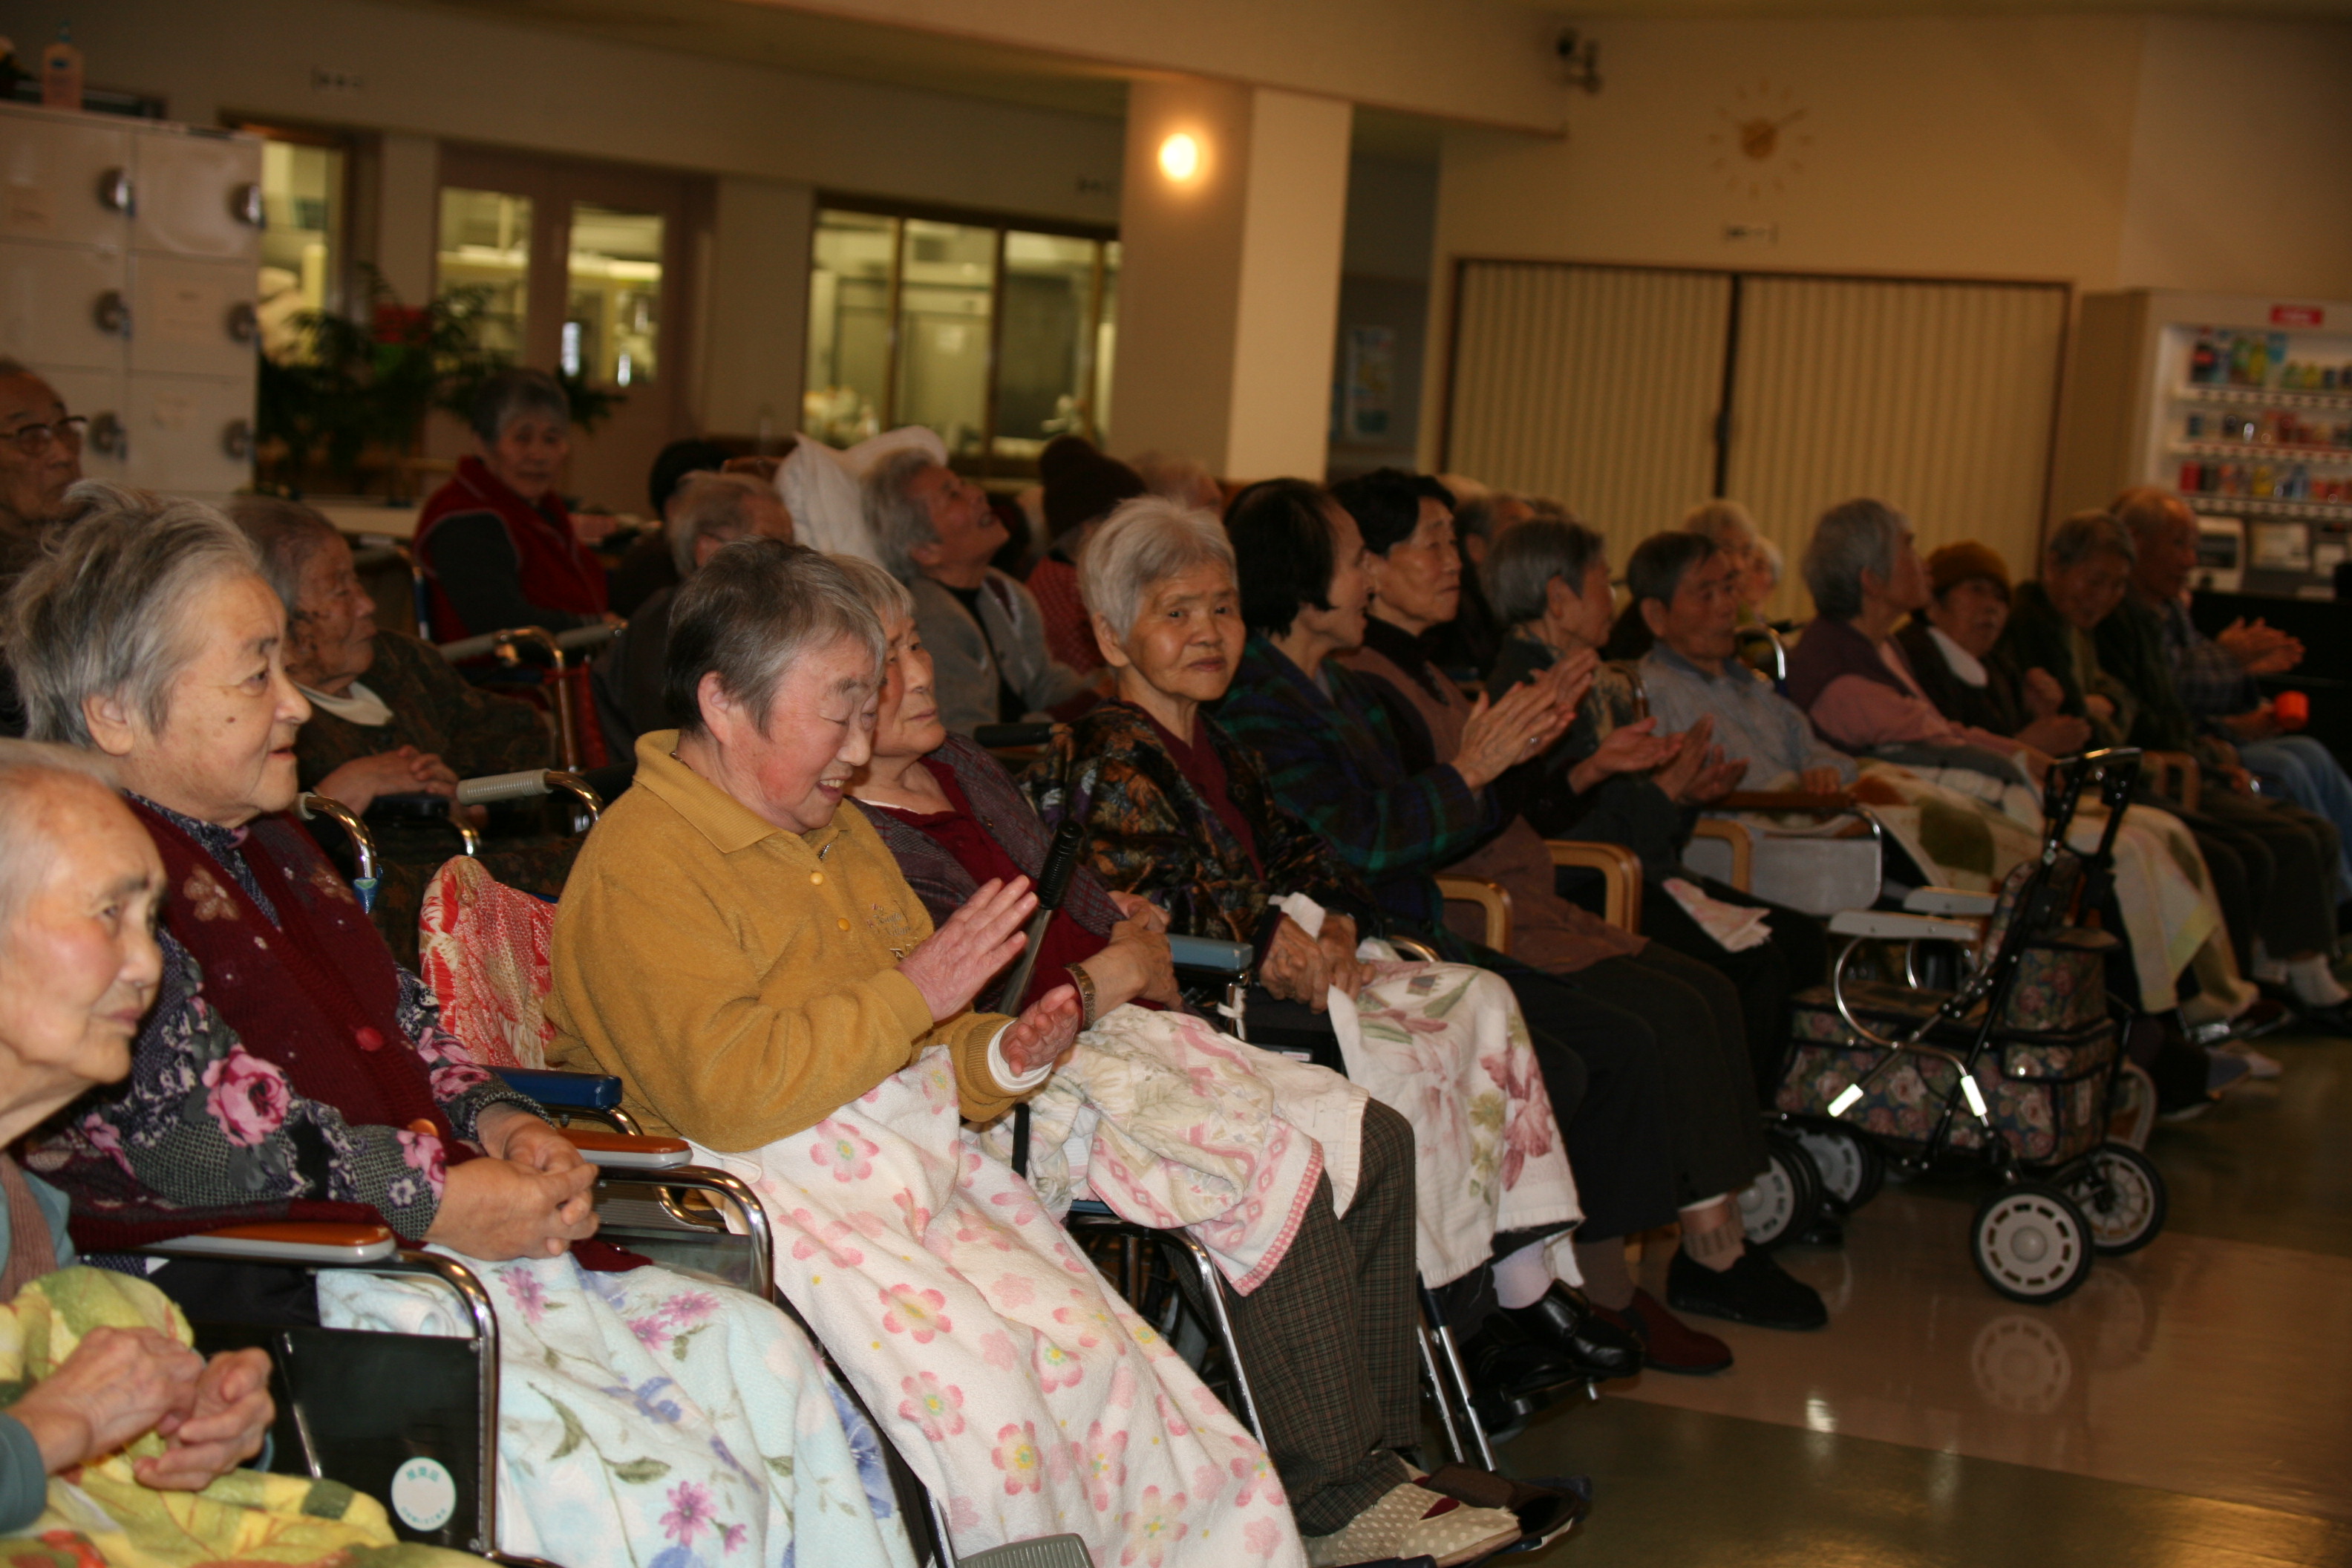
left=2059, top=1142, right=2167, bottom=1255
left=1793, top=1123, right=1884, bottom=1213
left=1740, top=1132, right=1823, bottom=1250
left=1971, top=1182, right=2093, bottom=1304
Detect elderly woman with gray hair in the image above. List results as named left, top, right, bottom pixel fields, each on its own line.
left=228, top=495, right=575, bottom=966
left=411, top=368, right=612, bottom=642
left=864, top=449, right=1094, bottom=734
left=7, top=484, right=914, bottom=1567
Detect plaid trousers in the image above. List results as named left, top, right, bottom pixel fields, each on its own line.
left=1179, top=1097, right=1422, bottom=1537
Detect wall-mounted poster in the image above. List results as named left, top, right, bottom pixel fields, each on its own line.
left=1343, top=324, right=1395, bottom=441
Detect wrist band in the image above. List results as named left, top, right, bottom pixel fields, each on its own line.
left=1064, top=963, right=1098, bottom=1029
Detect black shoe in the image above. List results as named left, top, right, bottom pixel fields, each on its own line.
left=1503, top=1283, right=1643, bottom=1380
left=1460, top=1316, right=1582, bottom=1403
left=2292, top=999, right=2352, bottom=1037
left=1666, top=1245, right=1828, bottom=1330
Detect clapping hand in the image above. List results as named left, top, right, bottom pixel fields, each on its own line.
left=899, top=878, right=1039, bottom=1024
left=1001, top=985, right=1082, bottom=1079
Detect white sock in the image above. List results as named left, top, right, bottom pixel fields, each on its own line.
left=2286, top=955, right=2351, bottom=1007
left=1492, top=1241, right=1553, bottom=1309
left=2253, top=941, right=2290, bottom=985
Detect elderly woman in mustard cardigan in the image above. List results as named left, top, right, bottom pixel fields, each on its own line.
left=545, top=542, right=1556, bottom=1568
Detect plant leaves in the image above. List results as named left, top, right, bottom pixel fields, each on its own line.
left=608, top=1458, right=671, bottom=1484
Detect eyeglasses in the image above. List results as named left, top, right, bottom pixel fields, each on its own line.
left=4, top=416, right=88, bottom=455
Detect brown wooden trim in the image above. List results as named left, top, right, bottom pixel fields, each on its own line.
left=1435, top=252, right=1470, bottom=471
left=1449, top=254, right=2073, bottom=293
left=2036, top=281, right=2079, bottom=546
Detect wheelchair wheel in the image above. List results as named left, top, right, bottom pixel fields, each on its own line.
left=1971, top=1183, right=2093, bottom=1304
left=1792, top=1123, right=1884, bottom=1214
left=1740, top=1132, right=1823, bottom=1250
left=2059, top=1142, right=2167, bottom=1256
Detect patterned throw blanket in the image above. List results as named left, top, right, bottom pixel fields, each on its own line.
left=0, top=1267, right=488, bottom=1568
left=688, top=1049, right=1310, bottom=1568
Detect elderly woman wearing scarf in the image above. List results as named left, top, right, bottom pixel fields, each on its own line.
left=7, top=484, right=909, bottom=1568
left=0, top=740, right=506, bottom=1566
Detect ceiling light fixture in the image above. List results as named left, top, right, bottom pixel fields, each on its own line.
left=1158, top=132, right=1200, bottom=182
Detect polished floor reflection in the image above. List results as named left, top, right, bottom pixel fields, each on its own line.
left=1502, top=1028, right=2352, bottom=1565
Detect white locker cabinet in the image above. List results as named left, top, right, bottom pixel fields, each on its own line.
left=128, top=254, right=258, bottom=377
left=0, top=238, right=129, bottom=370
left=0, top=99, right=259, bottom=500
left=132, top=128, right=264, bottom=259
left=36, top=365, right=128, bottom=486
left=0, top=107, right=132, bottom=249
left=126, top=373, right=252, bottom=500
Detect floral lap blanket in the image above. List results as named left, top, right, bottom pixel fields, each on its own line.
left=0, top=1266, right=489, bottom=1568
left=315, top=1248, right=913, bottom=1568
left=416, top=857, right=558, bottom=1071
left=1324, top=955, right=1581, bottom=1287
left=971, top=1003, right=1360, bottom=1294
left=688, top=1048, right=1310, bottom=1568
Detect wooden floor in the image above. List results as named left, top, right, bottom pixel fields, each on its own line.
left=1501, top=1026, right=2352, bottom=1567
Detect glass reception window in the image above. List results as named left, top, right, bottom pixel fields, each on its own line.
left=565, top=202, right=664, bottom=387
left=803, top=204, right=1118, bottom=475
left=255, top=139, right=343, bottom=359
left=436, top=187, right=532, bottom=357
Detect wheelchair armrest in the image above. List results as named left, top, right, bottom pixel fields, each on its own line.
left=562, top=1128, right=692, bottom=1169
left=2146, top=750, right=2201, bottom=812
left=146, top=1221, right=401, bottom=1265
left=1716, top=789, right=1855, bottom=813
left=1548, top=840, right=1643, bottom=932
left=1168, top=934, right=1252, bottom=975
left=1827, top=909, right=1982, bottom=944
left=1434, top=875, right=1514, bottom=952
left=1902, top=886, right=1996, bottom=917
left=1686, top=818, right=1752, bottom=891
left=494, top=1067, right=624, bottom=1111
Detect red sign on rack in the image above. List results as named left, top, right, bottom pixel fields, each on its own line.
left=2270, top=304, right=2325, bottom=327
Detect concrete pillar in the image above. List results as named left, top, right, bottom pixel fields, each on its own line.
left=701, top=177, right=815, bottom=443
left=373, top=133, right=440, bottom=305
left=1111, top=79, right=1351, bottom=481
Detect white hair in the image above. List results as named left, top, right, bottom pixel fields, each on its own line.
left=1077, top=495, right=1235, bottom=640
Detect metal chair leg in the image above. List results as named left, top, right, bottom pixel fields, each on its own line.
left=1418, top=1278, right=1496, bottom=1471
left=1158, top=1229, right=1265, bottom=1443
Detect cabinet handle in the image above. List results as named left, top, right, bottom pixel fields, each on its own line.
left=93, top=290, right=131, bottom=337
left=229, top=182, right=264, bottom=228
left=221, top=419, right=255, bottom=462
left=88, top=412, right=126, bottom=459
left=226, top=301, right=261, bottom=342
left=95, top=167, right=133, bottom=213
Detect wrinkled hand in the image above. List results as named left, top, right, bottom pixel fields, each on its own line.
left=1091, top=919, right=1180, bottom=1010
left=898, top=877, right=1039, bottom=1024
left=313, top=745, right=458, bottom=815
left=1681, top=747, right=1745, bottom=804
left=1570, top=716, right=1684, bottom=793
left=570, top=512, right=622, bottom=545
left=9, top=1326, right=204, bottom=1474
left=2217, top=617, right=2304, bottom=675
left=2016, top=712, right=2091, bottom=758
left=1799, top=766, right=1846, bottom=796
left=1105, top=890, right=1168, bottom=932
left=425, top=1155, right=599, bottom=1261
left=1650, top=716, right=1714, bottom=799
left=478, top=1104, right=589, bottom=1175
left=1548, top=646, right=1599, bottom=714
left=1456, top=675, right=1578, bottom=791
left=1001, top=985, right=1082, bottom=1079
left=137, top=1348, right=272, bottom=1491
left=2083, top=692, right=2117, bottom=722
left=2021, top=667, right=2068, bottom=722
left=2221, top=702, right=2281, bottom=742
left=1316, top=913, right=1374, bottom=1000
left=1258, top=918, right=1333, bottom=1011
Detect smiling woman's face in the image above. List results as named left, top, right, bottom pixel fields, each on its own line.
left=0, top=778, right=163, bottom=1102
left=98, top=572, right=313, bottom=829
left=1108, top=561, right=1246, bottom=708
left=870, top=612, right=948, bottom=765
left=711, top=634, right=881, bottom=834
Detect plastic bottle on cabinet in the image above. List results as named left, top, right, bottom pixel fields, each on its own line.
left=39, top=23, right=81, bottom=108
left=2190, top=333, right=2221, bottom=385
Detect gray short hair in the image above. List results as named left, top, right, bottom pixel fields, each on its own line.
left=1077, top=496, right=1235, bottom=641
left=668, top=471, right=777, bottom=578
left=830, top=551, right=915, bottom=627
left=1802, top=498, right=1908, bottom=621
left=0, top=739, right=122, bottom=927
left=468, top=368, right=569, bottom=444
left=225, top=494, right=342, bottom=615
left=2045, top=509, right=2137, bottom=569
left=1683, top=499, right=1759, bottom=547
left=662, top=540, right=886, bottom=738
left=864, top=450, right=941, bottom=582
left=1483, top=517, right=1608, bottom=627
left=7, top=482, right=264, bottom=748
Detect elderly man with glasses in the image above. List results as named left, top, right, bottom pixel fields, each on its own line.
left=0, top=361, right=85, bottom=583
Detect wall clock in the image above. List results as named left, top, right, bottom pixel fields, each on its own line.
left=1708, top=79, right=1812, bottom=199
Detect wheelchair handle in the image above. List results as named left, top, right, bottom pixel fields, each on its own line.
left=1168, top=934, right=1252, bottom=974
left=295, top=792, right=382, bottom=911
left=555, top=621, right=621, bottom=654
left=453, top=768, right=604, bottom=823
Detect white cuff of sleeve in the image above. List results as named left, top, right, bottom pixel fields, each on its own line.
left=986, top=1022, right=1055, bottom=1093
left=1273, top=891, right=1327, bottom=938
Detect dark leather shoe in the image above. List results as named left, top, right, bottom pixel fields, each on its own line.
left=1503, top=1283, right=1643, bottom=1380
left=1460, top=1316, right=1581, bottom=1404
left=1667, top=1244, right=1828, bottom=1330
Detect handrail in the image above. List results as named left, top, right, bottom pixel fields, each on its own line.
left=294, top=793, right=381, bottom=911
left=1434, top=875, right=1513, bottom=953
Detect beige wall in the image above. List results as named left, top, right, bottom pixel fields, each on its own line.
left=702, top=177, right=816, bottom=440
left=1226, top=91, right=1352, bottom=482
